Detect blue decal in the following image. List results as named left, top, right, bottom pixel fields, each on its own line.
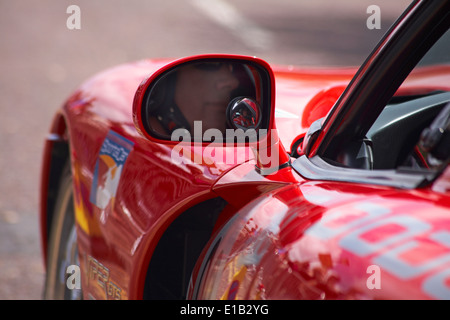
left=90, top=130, right=134, bottom=209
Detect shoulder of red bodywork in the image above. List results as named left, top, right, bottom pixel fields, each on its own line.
left=66, top=59, right=174, bottom=123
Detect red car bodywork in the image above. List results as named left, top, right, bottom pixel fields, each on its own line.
left=40, top=1, right=450, bottom=300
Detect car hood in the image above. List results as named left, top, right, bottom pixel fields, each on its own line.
left=201, top=177, right=450, bottom=299
left=271, top=65, right=355, bottom=148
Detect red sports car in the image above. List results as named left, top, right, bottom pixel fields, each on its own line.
left=40, top=0, right=450, bottom=300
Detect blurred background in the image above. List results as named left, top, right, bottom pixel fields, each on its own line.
left=0, top=0, right=410, bottom=299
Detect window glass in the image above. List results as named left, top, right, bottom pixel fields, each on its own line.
left=366, top=29, right=450, bottom=171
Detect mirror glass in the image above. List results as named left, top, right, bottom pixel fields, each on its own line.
left=142, top=59, right=268, bottom=142
left=227, top=97, right=262, bottom=131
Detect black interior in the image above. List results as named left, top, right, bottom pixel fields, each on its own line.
left=328, top=91, right=450, bottom=171
left=143, top=197, right=227, bottom=300
left=367, top=91, right=450, bottom=169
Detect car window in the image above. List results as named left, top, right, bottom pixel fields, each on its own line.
left=366, top=29, right=450, bottom=172
left=416, top=29, right=450, bottom=67
left=293, top=5, right=449, bottom=189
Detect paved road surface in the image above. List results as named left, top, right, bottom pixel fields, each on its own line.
left=0, top=0, right=410, bottom=299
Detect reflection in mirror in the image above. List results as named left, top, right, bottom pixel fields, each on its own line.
left=144, top=60, right=265, bottom=141
left=227, top=97, right=262, bottom=131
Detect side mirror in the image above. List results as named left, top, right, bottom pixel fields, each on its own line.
left=133, top=55, right=275, bottom=143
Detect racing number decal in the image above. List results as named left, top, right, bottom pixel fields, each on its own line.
left=305, top=201, right=450, bottom=299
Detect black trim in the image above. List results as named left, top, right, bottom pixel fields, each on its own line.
left=292, top=155, right=438, bottom=189
left=143, top=197, right=228, bottom=300
left=45, top=136, right=70, bottom=244
left=255, top=157, right=292, bottom=176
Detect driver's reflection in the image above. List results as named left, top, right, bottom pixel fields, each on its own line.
left=149, top=62, right=239, bottom=135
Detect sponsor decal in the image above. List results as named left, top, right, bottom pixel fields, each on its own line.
left=90, top=130, right=134, bottom=209
left=87, top=255, right=123, bottom=300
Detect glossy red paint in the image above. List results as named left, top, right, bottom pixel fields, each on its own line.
left=192, top=179, right=450, bottom=299
left=273, top=67, right=355, bottom=149
left=39, top=56, right=358, bottom=299
left=41, top=57, right=450, bottom=299
left=40, top=1, right=450, bottom=300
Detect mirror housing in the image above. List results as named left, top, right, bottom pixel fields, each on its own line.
left=133, top=54, right=275, bottom=144
left=133, top=54, right=291, bottom=175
